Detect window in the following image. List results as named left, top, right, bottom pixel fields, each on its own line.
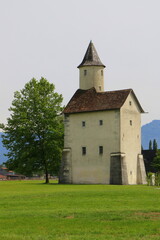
left=99, top=86, right=101, bottom=91
left=82, top=147, right=86, bottom=155
left=99, top=120, right=103, bottom=125
left=130, top=120, right=132, bottom=126
left=99, top=146, right=103, bottom=154
left=129, top=101, right=132, bottom=106
left=84, top=70, right=87, bottom=76
left=101, top=70, right=103, bottom=76
left=82, top=121, right=86, bottom=127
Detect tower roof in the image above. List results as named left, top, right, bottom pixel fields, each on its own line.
left=77, top=41, right=106, bottom=68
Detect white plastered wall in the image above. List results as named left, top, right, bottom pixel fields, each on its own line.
left=79, top=66, right=104, bottom=92
left=64, top=110, right=120, bottom=184
left=120, top=92, right=142, bottom=184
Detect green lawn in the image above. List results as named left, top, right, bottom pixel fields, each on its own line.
left=0, top=181, right=160, bottom=240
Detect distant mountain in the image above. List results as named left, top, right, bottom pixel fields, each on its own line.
left=0, top=133, right=8, bottom=164
left=142, top=120, right=160, bottom=150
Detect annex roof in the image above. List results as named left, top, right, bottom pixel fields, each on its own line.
left=0, top=174, right=6, bottom=179
left=63, top=88, right=144, bottom=114
left=77, top=41, right=105, bottom=68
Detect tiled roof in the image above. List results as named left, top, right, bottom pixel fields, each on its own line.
left=64, top=88, right=144, bottom=114
left=0, top=174, right=6, bottom=179
left=77, top=41, right=105, bottom=68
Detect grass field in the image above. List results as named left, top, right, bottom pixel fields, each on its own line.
left=0, top=181, right=160, bottom=240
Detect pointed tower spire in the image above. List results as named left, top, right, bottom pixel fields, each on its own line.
left=78, top=41, right=106, bottom=92
left=78, top=41, right=105, bottom=68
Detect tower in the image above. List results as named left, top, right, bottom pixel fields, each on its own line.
left=59, top=42, right=146, bottom=185
left=78, top=41, right=105, bottom=92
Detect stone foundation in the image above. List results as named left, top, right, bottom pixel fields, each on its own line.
left=59, top=148, right=72, bottom=184
left=110, top=152, right=128, bottom=185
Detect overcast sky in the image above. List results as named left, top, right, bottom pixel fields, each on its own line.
left=0, top=0, right=160, bottom=125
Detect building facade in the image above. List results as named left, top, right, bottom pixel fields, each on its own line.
left=59, top=41, right=146, bottom=184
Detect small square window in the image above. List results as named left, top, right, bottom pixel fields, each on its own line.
left=84, top=70, right=87, bottom=76
left=99, top=146, right=103, bottom=154
left=99, top=120, right=103, bottom=125
left=82, top=147, right=86, bottom=155
left=82, top=121, right=86, bottom=127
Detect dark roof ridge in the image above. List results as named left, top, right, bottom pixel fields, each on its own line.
left=97, top=88, right=133, bottom=94
left=75, top=87, right=132, bottom=92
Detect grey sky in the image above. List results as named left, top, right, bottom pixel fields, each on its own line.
left=0, top=0, right=160, bottom=125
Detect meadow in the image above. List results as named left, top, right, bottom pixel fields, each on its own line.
left=0, top=180, right=160, bottom=240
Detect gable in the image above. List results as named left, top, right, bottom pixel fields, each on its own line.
left=121, top=91, right=144, bottom=113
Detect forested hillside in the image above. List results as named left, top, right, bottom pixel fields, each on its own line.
left=141, top=120, right=160, bottom=150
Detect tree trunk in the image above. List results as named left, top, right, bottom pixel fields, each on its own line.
left=45, top=164, right=49, bottom=184
left=42, top=142, right=49, bottom=184
left=45, top=170, right=49, bottom=183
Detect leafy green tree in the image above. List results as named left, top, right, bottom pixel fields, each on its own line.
left=149, top=140, right=152, bottom=150
left=0, top=78, right=64, bottom=183
left=152, top=150, right=160, bottom=172
left=153, top=139, right=158, bottom=150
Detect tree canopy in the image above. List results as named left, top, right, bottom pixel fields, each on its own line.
left=152, top=150, right=160, bottom=173
left=153, top=139, right=158, bottom=150
left=0, top=78, right=64, bottom=183
left=148, top=139, right=158, bottom=151
left=149, top=140, right=152, bottom=150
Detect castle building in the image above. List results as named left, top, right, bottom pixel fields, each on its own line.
left=59, top=41, right=146, bottom=185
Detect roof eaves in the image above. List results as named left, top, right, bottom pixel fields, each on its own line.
left=64, top=108, right=120, bottom=115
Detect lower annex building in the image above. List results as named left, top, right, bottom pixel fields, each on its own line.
left=59, top=41, right=146, bottom=185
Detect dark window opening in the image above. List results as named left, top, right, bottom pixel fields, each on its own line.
left=99, top=120, right=103, bottom=125
left=82, top=121, right=86, bottom=127
left=82, top=147, right=86, bottom=155
left=101, top=70, right=103, bottom=76
left=84, top=70, right=87, bottom=76
left=99, top=146, right=103, bottom=154
left=130, top=120, right=132, bottom=126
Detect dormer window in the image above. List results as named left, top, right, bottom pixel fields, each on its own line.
left=84, top=70, right=87, bottom=76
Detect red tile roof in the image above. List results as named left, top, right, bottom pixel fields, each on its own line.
left=0, top=175, right=6, bottom=179
left=64, top=88, right=144, bottom=114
